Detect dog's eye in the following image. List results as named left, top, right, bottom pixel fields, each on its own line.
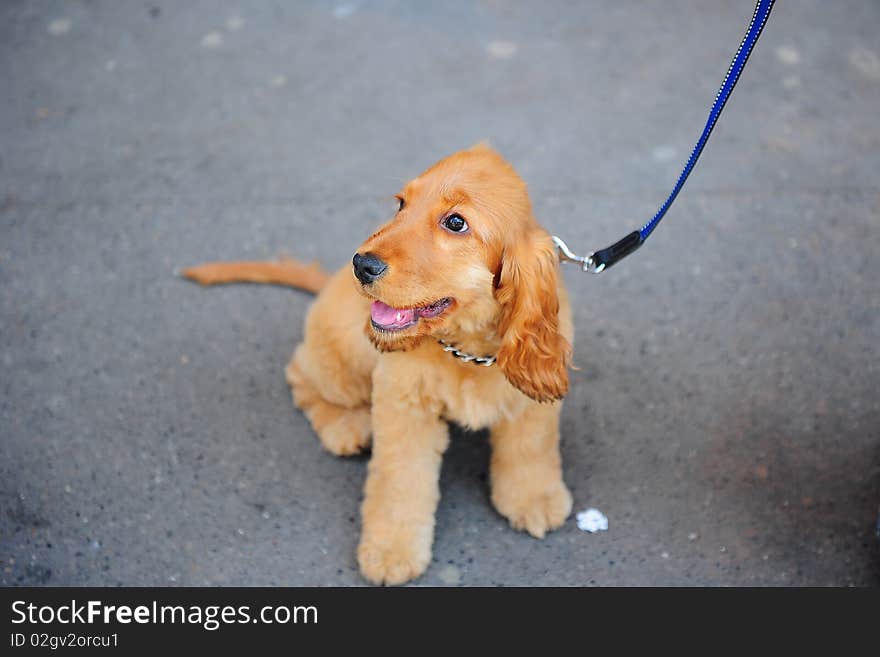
left=396, top=197, right=405, bottom=212
left=442, top=214, right=468, bottom=233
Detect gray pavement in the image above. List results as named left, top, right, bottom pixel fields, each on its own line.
left=1, top=1, right=878, bottom=586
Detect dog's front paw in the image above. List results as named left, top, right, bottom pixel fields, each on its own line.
left=357, top=532, right=431, bottom=586
left=491, top=476, right=572, bottom=539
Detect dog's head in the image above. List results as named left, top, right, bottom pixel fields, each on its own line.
left=353, top=144, right=571, bottom=402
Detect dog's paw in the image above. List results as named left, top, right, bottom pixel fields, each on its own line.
left=491, top=477, right=572, bottom=539
left=357, top=533, right=431, bottom=586
left=317, top=407, right=372, bottom=456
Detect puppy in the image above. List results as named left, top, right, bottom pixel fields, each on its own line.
left=184, top=144, right=574, bottom=585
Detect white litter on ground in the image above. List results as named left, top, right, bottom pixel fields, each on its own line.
left=576, top=508, right=608, bottom=533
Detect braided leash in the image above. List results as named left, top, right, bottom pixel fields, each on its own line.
left=554, top=0, right=776, bottom=273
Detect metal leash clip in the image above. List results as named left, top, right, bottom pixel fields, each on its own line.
left=551, top=235, right=604, bottom=274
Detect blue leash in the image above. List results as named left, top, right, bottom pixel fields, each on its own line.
left=554, top=0, right=776, bottom=273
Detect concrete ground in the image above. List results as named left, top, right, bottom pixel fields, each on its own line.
left=2, top=1, right=878, bottom=587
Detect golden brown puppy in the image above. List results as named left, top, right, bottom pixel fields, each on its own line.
left=184, top=144, right=574, bottom=585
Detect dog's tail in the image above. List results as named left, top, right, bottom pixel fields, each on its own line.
left=180, top=257, right=331, bottom=294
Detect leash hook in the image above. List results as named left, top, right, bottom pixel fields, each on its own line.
left=552, top=235, right=604, bottom=274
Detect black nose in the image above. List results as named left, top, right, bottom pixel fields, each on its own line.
left=352, top=252, right=388, bottom=284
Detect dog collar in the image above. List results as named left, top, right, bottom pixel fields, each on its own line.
left=437, top=340, right=496, bottom=367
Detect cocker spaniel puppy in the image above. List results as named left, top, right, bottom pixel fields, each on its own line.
left=184, top=144, right=574, bottom=585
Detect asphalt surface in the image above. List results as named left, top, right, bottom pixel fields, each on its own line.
left=2, top=1, right=878, bottom=586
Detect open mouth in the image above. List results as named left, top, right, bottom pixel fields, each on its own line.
left=370, top=298, right=453, bottom=332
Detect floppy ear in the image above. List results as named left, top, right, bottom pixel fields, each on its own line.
left=495, top=231, right=572, bottom=402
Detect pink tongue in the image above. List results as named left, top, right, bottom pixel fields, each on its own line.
left=371, top=301, right=416, bottom=328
